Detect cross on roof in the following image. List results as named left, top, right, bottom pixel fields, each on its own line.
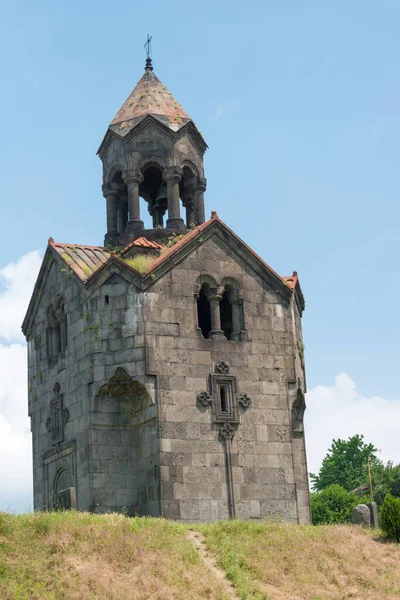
left=144, top=34, right=153, bottom=58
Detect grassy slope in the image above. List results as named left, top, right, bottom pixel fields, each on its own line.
left=200, top=520, right=400, bottom=600
left=1, top=513, right=399, bottom=600
left=0, top=512, right=230, bottom=600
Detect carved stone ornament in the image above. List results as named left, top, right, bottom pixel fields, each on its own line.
left=215, top=361, right=230, bottom=375
left=197, top=391, right=213, bottom=407
left=238, top=393, right=251, bottom=409
left=62, top=409, right=70, bottom=426
left=96, top=367, right=147, bottom=400
left=219, top=422, right=235, bottom=440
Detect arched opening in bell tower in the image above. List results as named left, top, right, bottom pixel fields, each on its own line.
left=139, top=165, right=167, bottom=229
left=111, top=171, right=129, bottom=235
left=180, top=165, right=197, bottom=228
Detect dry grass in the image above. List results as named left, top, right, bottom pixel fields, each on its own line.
left=2, top=513, right=399, bottom=600
left=200, top=520, right=400, bottom=600
left=0, top=512, right=230, bottom=600
left=122, top=254, right=155, bottom=274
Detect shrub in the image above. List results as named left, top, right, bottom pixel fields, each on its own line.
left=311, top=484, right=368, bottom=525
left=380, top=494, right=400, bottom=542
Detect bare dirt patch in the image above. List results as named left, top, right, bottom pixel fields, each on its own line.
left=187, top=529, right=241, bottom=600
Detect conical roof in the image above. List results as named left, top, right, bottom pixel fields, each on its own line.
left=109, top=61, right=191, bottom=136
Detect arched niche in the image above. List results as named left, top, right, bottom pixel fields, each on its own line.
left=291, top=389, right=306, bottom=437
left=95, top=367, right=154, bottom=426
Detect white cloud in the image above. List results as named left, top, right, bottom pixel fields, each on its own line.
left=214, top=104, right=224, bottom=121
left=306, top=373, right=400, bottom=478
left=0, top=250, right=42, bottom=342
left=0, top=251, right=42, bottom=512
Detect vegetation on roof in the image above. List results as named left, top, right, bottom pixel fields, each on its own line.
left=122, top=254, right=155, bottom=274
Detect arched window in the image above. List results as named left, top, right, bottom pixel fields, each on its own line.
left=220, top=287, right=233, bottom=340
left=47, top=306, right=59, bottom=360
left=197, top=283, right=212, bottom=339
left=47, top=299, right=67, bottom=362
left=219, top=282, right=243, bottom=341
left=57, top=300, right=68, bottom=351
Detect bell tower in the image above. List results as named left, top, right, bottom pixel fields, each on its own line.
left=97, top=55, right=208, bottom=246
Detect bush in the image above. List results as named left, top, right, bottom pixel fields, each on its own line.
left=311, top=484, right=368, bottom=525
left=380, top=494, right=400, bottom=542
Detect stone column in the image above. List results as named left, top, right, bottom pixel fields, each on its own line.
left=164, top=167, right=184, bottom=230
left=209, top=294, right=225, bottom=339
left=123, top=170, right=144, bottom=232
left=182, top=196, right=195, bottom=228
left=230, top=293, right=242, bottom=341
left=194, top=181, right=206, bottom=225
left=104, top=189, right=119, bottom=236
left=118, top=196, right=128, bottom=234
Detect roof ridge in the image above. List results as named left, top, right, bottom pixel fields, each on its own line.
left=50, top=239, right=109, bottom=251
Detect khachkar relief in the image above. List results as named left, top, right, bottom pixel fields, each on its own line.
left=46, top=382, right=69, bottom=445
left=196, top=361, right=251, bottom=518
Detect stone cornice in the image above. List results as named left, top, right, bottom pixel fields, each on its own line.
left=97, top=128, right=119, bottom=161
left=174, top=121, right=208, bottom=154
left=124, top=114, right=175, bottom=146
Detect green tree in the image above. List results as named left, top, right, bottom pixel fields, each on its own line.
left=310, top=434, right=379, bottom=492
left=380, top=494, right=400, bottom=542
left=310, top=484, right=370, bottom=525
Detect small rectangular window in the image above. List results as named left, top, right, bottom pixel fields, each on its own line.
left=210, top=374, right=238, bottom=423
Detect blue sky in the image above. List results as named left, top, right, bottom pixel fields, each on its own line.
left=0, top=1, right=399, bottom=510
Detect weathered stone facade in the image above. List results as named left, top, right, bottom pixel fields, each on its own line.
left=23, top=60, right=311, bottom=523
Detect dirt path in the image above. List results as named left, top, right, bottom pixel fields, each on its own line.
left=186, top=530, right=241, bottom=600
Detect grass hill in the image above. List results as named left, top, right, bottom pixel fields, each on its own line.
left=0, top=511, right=399, bottom=600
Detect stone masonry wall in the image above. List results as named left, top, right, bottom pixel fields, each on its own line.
left=28, top=255, right=92, bottom=510
left=28, top=231, right=310, bottom=522
left=144, top=234, right=311, bottom=523
left=86, top=275, right=160, bottom=516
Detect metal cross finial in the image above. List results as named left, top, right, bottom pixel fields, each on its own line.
left=144, top=34, right=153, bottom=58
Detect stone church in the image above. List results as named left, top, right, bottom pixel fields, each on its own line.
left=22, top=56, right=311, bottom=523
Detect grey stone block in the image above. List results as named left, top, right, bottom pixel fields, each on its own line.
left=351, top=504, right=371, bottom=527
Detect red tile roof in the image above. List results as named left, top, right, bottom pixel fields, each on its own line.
left=120, top=236, right=163, bottom=255
left=49, top=239, right=111, bottom=281
left=110, top=69, right=190, bottom=134
left=48, top=216, right=301, bottom=301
